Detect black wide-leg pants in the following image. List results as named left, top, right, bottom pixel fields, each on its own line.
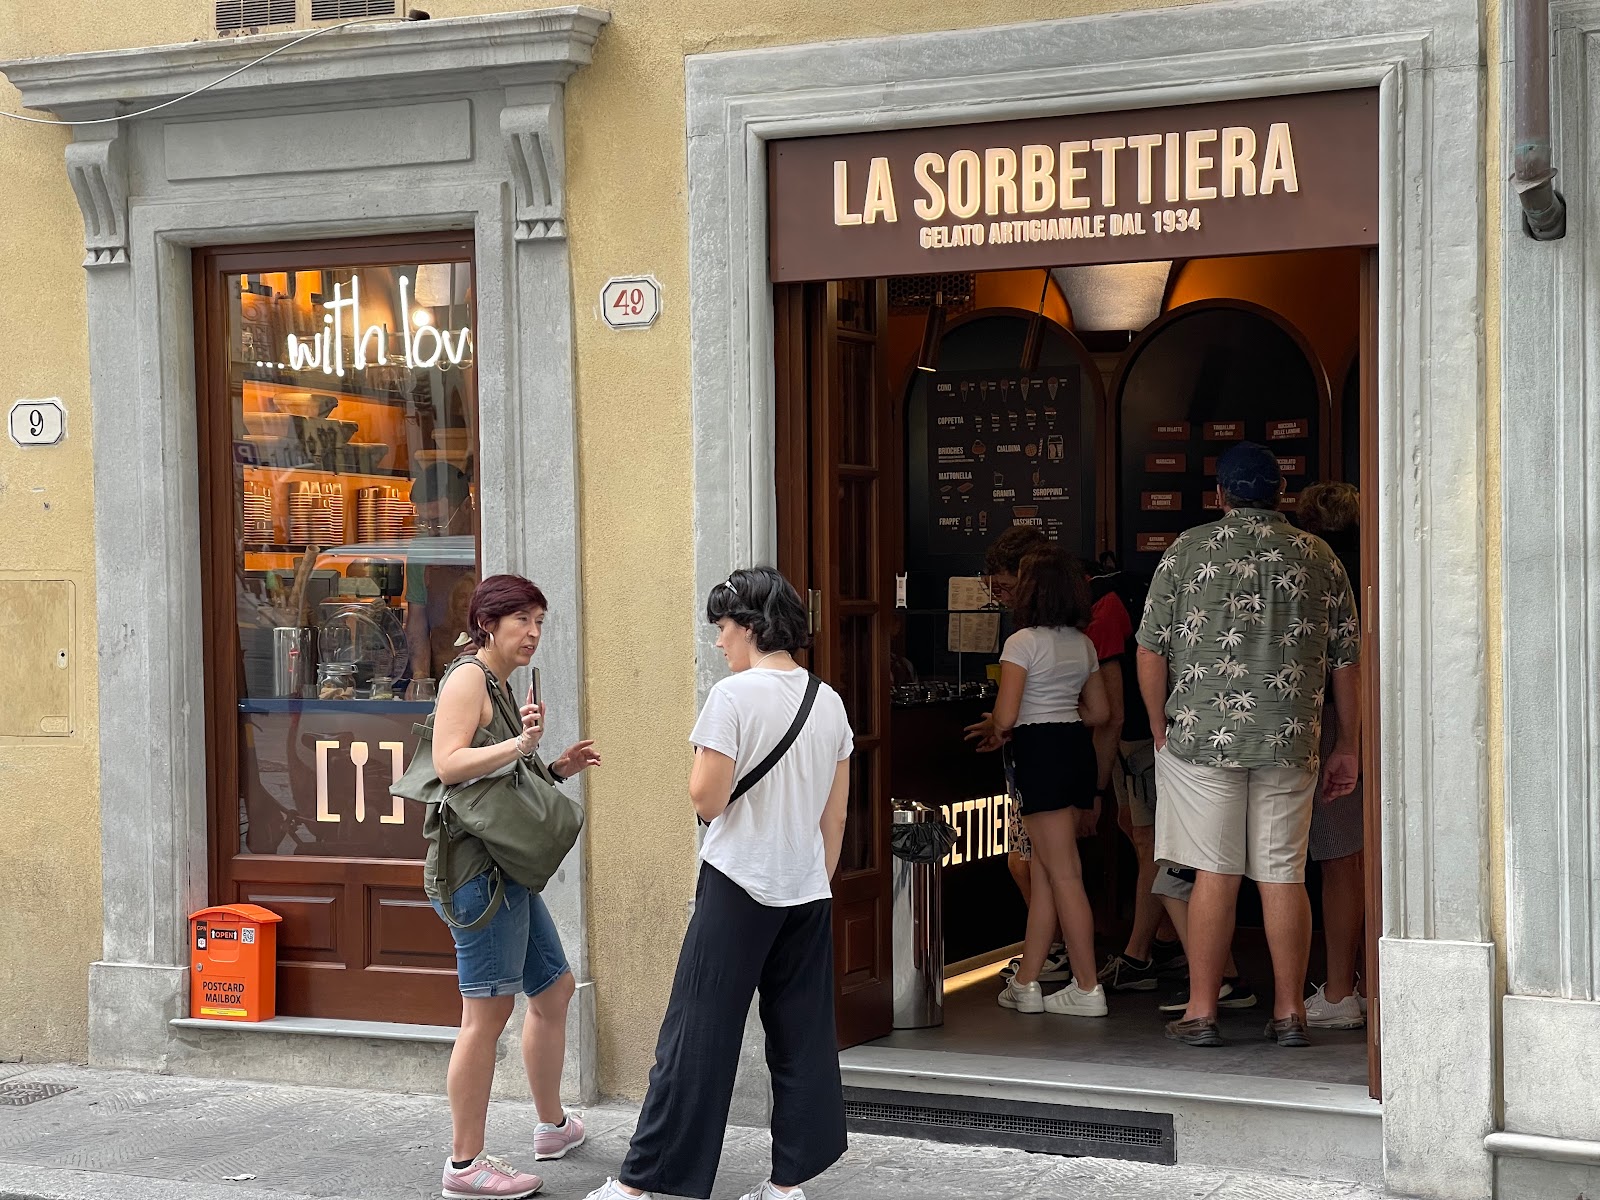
left=620, top=862, right=847, bottom=1199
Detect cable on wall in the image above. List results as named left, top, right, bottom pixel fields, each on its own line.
left=0, top=9, right=431, bottom=128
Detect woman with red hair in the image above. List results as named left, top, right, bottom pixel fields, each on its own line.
left=426, top=574, right=602, bottom=1200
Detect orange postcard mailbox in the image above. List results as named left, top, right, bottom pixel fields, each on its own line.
left=189, top=904, right=282, bottom=1022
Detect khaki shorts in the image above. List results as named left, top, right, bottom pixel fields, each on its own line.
left=1113, top=739, right=1157, bottom=828
left=1153, top=746, right=1316, bottom=884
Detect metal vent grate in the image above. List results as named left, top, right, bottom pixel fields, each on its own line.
left=0, top=1082, right=76, bottom=1107
left=847, top=1097, right=1163, bottom=1147
left=311, top=0, right=396, bottom=18
left=888, top=272, right=975, bottom=313
left=844, top=1086, right=1175, bottom=1164
left=216, top=0, right=296, bottom=30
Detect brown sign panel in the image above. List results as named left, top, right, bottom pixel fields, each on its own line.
left=768, top=89, right=1378, bottom=282
left=1151, top=422, right=1191, bottom=441
left=1204, top=456, right=1219, bottom=475
left=1205, top=421, right=1245, bottom=440
left=1142, top=491, right=1182, bottom=511
left=1267, top=419, right=1310, bottom=439
left=1282, top=493, right=1300, bottom=510
left=1146, top=453, right=1186, bottom=473
left=1138, top=532, right=1179, bottom=553
left=1278, top=456, right=1307, bottom=475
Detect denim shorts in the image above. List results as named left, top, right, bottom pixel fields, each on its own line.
left=433, top=870, right=571, bottom=999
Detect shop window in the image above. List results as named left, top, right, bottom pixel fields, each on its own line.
left=196, top=237, right=477, bottom=1023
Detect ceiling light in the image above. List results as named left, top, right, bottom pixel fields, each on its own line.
left=1051, top=261, right=1173, bottom=332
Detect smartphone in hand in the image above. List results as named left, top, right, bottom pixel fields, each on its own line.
left=529, top=666, right=542, bottom=709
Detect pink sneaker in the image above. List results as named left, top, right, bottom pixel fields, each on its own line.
left=533, top=1112, right=586, bottom=1160
left=442, top=1155, right=543, bottom=1199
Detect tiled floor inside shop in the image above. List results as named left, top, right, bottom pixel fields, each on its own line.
left=872, top=939, right=1370, bottom=1088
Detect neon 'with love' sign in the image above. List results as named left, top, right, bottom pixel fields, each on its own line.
left=254, top=276, right=473, bottom=377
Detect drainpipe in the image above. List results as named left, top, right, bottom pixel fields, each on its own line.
left=1513, top=0, right=1567, bottom=240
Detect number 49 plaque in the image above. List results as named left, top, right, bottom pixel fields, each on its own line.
left=600, top=276, right=663, bottom=330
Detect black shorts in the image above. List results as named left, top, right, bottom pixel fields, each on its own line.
left=1005, top=721, right=1098, bottom=815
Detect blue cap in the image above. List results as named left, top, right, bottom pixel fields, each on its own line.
left=1216, top=442, right=1282, bottom=504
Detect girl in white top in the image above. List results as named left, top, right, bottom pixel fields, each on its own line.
left=587, top=567, right=852, bottom=1200
left=969, top=547, right=1111, bottom=1018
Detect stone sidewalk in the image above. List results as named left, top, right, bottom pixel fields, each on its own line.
left=0, top=1065, right=1387, bottom=1200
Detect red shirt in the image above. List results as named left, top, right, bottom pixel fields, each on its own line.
left=1086, top=592, right=1132, bottom=663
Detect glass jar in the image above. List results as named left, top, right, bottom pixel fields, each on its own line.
left=316, top=662, right=357, bottom=701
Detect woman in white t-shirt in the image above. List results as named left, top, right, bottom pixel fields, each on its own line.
left=969, top=547, right=1111, bottom=1018
left=586, top=567, right=853, bottom=1200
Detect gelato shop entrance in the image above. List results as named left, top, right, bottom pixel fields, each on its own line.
left=764, top=87, right=1386, bottom=1171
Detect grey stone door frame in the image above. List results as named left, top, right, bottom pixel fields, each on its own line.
left=685, top=2, right=1493, bottom=1196
left=2, top=9, right=608, bottom=1099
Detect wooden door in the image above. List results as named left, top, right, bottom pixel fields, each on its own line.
left=775, top=280, right=896, bottom=1047
left=194, top=236, right=478, bottom=1026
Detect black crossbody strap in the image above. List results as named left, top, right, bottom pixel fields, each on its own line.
left=731, top=671, right=821, bottom=802
left=699, top=672, right=822, bottom=825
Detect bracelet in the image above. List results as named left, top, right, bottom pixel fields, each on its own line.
left=549, top=767, right=567, bottom=784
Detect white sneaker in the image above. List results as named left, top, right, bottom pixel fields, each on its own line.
left=583, top=1181, right=652, bottom=1200
left=998, top=979, right=1044, bottom=1013
left=1043, top=982, right=1108, bottom=1017
left=1305, top=984, right=1365, bottom=1029
left=1000, top=945, right=1071, bottom=983
left=739, top=1185, right=807, bottom=1200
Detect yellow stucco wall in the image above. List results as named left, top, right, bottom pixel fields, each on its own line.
left=0, top=8, right=130, bottom=1057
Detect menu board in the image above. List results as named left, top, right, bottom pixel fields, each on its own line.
left=1116, top=307, right=1325, bottom=574
left=1122, top=416, right=1318, bottom=569
left=924, top=371, right=1086, bottom=556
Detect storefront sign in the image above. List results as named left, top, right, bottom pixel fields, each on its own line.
left=940, top=792, right=1012, bottom=866
left=1205, top=421, right=1245, bottom=440
left=600, top=275, right=663, bottom=329
left=1267, top=419, right=1310, bottom=439
left=9, top=398, right=65, bottom=447
left=768, top=89, right=1377, bottom=281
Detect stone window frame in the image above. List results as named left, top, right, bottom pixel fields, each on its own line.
left=684, top=2, right=1493, bottom=1194
left=1, top=8, right=607, bottom=1100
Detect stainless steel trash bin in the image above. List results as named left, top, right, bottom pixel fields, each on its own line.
left=891, top=801, right=945, bottom=1029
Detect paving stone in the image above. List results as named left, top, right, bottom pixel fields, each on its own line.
left=0, top=1066, right=1387, bottom=1200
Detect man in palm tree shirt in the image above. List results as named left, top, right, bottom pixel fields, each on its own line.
left=1135, top=442, right=1361, bottom=1049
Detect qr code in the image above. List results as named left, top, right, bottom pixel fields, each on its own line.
left=241, top=928, right=256, bottom=945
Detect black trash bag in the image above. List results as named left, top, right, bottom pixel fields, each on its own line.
left=891, top=817, right=957, bottom=864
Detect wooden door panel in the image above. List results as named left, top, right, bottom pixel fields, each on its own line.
left=369, top=887, right=458, bottom=969
left=835, top=898, right=885, bottom=990
left=237, top=883, right=342, bottom=961
left=789, top=279, right=896, bottom=1048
